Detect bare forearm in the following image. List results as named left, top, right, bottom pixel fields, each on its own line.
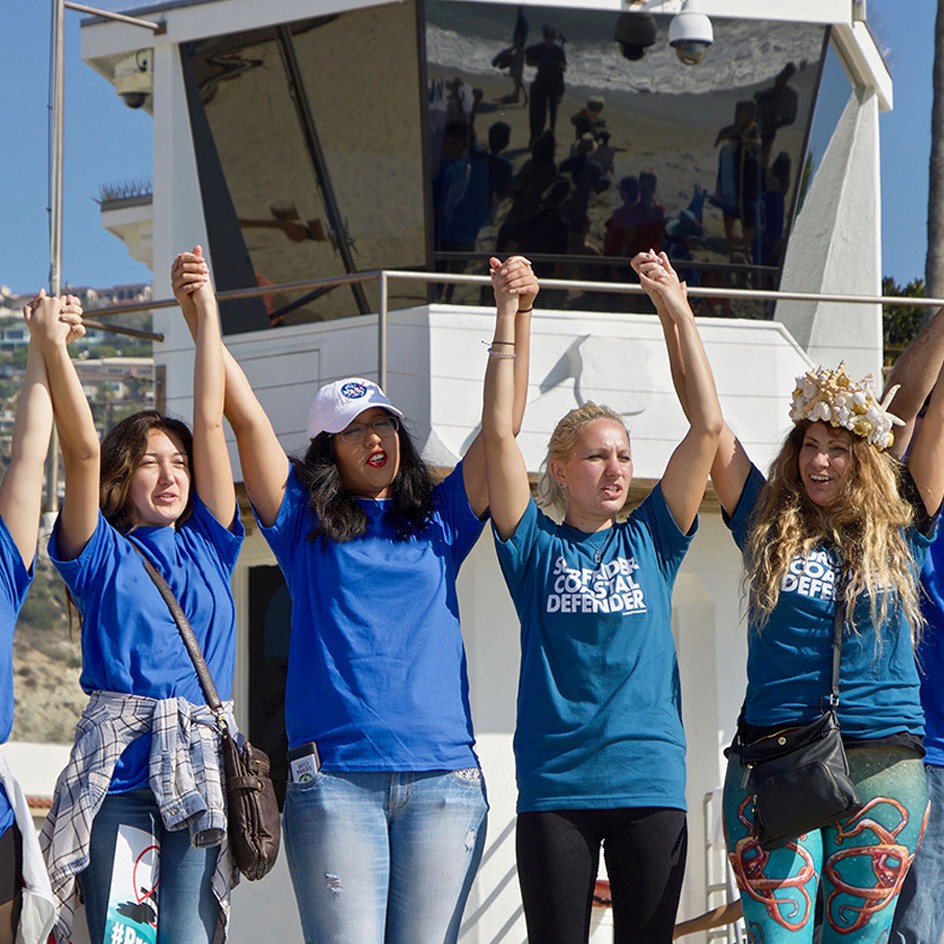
left=193, top=296, right=225, bottom=436
left=8, top=342, right=54, bottom=471
left=512, top=309, right=532, bottom=435
left=885, top=305, right=944, bottom=421
left=675, top=314, right=723, bottom=436
left=41, top=340, right=98, bottom=463
left=483, top=304, right=518, bottom=441
left=657, top=306, right=692, bottom=421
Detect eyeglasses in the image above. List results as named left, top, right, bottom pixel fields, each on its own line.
left=334, top=417, right=400, bottom=444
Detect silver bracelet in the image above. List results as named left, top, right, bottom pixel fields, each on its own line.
left=488, top=347, right=517, bottom=360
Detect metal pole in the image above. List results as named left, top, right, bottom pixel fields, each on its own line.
left=44, top=0, right=66, bottom=517
left=63, top=2, right=164, bottom=32
left=379, top=270, right=389, bottom=391
left=50, top=0, right=64, bottom=298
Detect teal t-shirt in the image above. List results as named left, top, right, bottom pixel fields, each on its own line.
left=728, top=464, right=928, bottom=738
left=494, top=485, right=694, bottom=813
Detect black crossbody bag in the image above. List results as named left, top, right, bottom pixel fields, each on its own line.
left=133, top=545, right=281, bottom=880
left=734, top=576, right=863, bottom=851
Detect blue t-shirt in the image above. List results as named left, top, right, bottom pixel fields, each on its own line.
left=0, top=517, right=34, bottom=836
left=258, top=463, right=485, bottom=771
left=50, top=496, right=243, bottom=792
left=728, top=465, right=927, bottom=738
left=493, top=486, right=695, bottom=813
left=917, top=530, right=944, bottom=765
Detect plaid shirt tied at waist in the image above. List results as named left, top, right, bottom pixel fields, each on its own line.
left=40, top=690, right=239, bottom=942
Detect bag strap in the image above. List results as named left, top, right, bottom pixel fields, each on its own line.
left=829, top=569, right=848, bottom=708
left=129, top=542, right=227, bottom=726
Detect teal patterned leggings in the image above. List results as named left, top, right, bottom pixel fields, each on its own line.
left=723, top=745, right=928, bottom=944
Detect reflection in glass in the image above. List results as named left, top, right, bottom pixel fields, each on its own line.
left=183, top=4, right=427, bottom=334
left=795, top=39, right=851, bottom=221
left=426, top=2, right=828, bottom=317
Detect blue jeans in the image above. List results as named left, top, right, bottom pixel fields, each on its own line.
left=283, top=769, right=488, bottom=944
left=79, top=789, right=219, bottom=944
left=891, top=763, right=943, bottom=944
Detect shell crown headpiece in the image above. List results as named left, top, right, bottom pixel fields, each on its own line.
left=789, top=361, right=904, bottom=450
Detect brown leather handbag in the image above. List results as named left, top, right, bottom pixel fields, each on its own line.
left=134, top=546, right=281, bottom=880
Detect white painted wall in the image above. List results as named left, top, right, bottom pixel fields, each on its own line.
left=778, top=89, right=884, bottom=380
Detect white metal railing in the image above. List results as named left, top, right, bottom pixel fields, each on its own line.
left=83, top=268, right=940, bottom=391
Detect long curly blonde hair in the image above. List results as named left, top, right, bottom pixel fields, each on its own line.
left=745, top=422, right=923, bottom=639
left=535, top=402, right=629, bottom=519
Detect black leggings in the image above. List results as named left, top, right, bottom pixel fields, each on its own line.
left=516, top=807, right=687, bottom=944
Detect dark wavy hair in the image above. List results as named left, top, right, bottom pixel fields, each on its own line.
left=100, top=409, right=195, bottom=533
left=291, top=418, right=434, bottom=543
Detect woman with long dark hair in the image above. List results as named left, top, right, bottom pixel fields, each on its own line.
left=38, top=259, right=243, bottom=944
left=171, top=246, right=538, bottom=943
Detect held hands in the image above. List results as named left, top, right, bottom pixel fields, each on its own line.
left=23, top=290, right=86, bottom=346
left=631, top=250, right=690, bottom=317
left=489, top=255, right=539, bottom=311
left=171, top=244, right=214, bottom=320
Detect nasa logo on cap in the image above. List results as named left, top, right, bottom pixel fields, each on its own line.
left=340, top=381, right=368, bottom=400
left=306, top=377, right=404, bottom=439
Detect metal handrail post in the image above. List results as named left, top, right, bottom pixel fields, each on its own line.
left=44, top=0, right=67, bottom=517
left=379, top=271, right=389, bottom=391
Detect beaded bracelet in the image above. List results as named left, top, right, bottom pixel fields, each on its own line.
left=488, top=348, right=517, bottom=359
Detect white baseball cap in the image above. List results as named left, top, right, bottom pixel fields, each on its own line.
left=306, top=378, right=404, bottom=439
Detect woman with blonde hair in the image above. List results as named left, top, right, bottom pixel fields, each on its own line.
left=644, top=245, right=941, bottom=942
left=482, top=251, right=723, bottom=943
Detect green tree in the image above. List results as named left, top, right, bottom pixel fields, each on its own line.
left=883, top=276, right=927, bottom=367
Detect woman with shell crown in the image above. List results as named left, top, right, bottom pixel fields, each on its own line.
left=640, top=241, right=943, bottom=944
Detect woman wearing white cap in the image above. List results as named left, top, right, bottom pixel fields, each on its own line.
left=172, top=248, right=538, bottom=944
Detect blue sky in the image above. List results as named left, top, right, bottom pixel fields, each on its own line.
left=0, top=0, right=933, bottom=295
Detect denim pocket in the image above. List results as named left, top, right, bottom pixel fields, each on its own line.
left=448, top=767, right=484, bottom=788
left=286, top=767, right=327, bottom=791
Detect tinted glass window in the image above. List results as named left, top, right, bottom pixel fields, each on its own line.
left=426, top=2, right=828, bottom=317
left=182, top=4, right=427, bottom=334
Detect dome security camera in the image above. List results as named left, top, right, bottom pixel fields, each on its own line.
left=114, top=50, right=153, bottom=109
left=614, top=12, right=657, bottom=62
left=668, top=8, right=713, bottom=65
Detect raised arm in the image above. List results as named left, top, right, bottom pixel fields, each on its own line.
left=0, top=293, right=83, bottom=566
left=904, top=348, right=944, bottom=516
left=177, top=258, right=237, bottom=525
left=883, top=304, right=944, bottom=458
left=633, top=253, right=751, bottom=516
left=172, top=246, right=289, bottom=526
left=28, top=293, right=99, bottom=560
left=462, top=255, right=538, bottom=518
left=633, top=252, right=724, bottom=530
left=480, top=257, right=537, bottom=540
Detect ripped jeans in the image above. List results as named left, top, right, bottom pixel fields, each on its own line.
left=283, top=769, right=488, bottom=944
